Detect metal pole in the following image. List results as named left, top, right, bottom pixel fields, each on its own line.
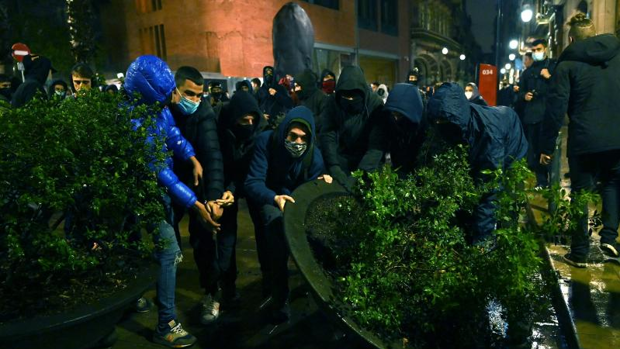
left=495, top=0, right=502, bottom=68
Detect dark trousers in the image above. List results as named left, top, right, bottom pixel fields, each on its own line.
left=261, top=204, right=290, bottom=307
left=523, top=122, right=549, bottom=187
left=568, top=150, right=620, bottom=257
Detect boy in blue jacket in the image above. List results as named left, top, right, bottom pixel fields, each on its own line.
left=245, top=106, right=331, bottom=323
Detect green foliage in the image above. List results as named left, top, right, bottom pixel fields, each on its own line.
left=0, top=90, right=165, bottom=315
left=326, top=146, right=544, bottom=347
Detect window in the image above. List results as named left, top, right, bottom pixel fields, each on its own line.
left=358, top=0, right=378, bottom=31
left=139, top=24, right=167, bottom=60
left=380, top=0, right=398, bottom=36
left=135, top=0, right=161, bottom=13
left=302, top=0, right=339, bottom=10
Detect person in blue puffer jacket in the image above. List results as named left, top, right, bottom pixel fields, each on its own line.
left=124, top=55, right=217, bottom=348
left=427, top=83, right=528, bottom=247
left=245, top=106, right=330, bottom=323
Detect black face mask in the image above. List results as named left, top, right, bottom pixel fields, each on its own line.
left=211, top=92, right=223, bottom=101
left=232, top=124, right=254, bottom=141
left=409, top=80, right=418, bottom=86
left=436, top=122, right=464, bottom=144
left=339, top=95, right=364, bottom=115
left=0, top=88, right=11, bottom=99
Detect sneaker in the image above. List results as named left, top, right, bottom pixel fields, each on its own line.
left=135, top=297, right=152, bottom=313
left=601, top=242, right=620, bottom=258
left=563, top=253, right=587, bottom=268
left=153, top=320, right=196, bottom=348
left=200, top=294, right=220, bottom=324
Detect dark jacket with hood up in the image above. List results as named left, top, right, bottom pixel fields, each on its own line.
left=428, top=83, right=528, bottom=239
left=245, top=106, right=325, bottom=207
left=319, top=65, right=386, bottom=176
left=295, top=69, right=329, bottom=134
left=124, top=55, right=198, bottom=209
left=257, top=66, right=293, bottom=118
left=518, top=57, right=557, bottom=125
left=218, top=91, right=264, bottom=198
left=171, top=97, right=225, bottom=202
left=47, top=79, right=68, bottom=100
left=12, top=55, right=51, bottom=108
left=383, top=83, right=426, bottom=176
left=541, top=34, right=620, bottom=157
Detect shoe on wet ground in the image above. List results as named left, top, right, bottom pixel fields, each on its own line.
left=200, top=294, right=221, bottom=325
left=152, top=320, right=196, bottom=348
left=600, top=241, right=620, bottom=258
left=563, top=252, right=587, bottom=268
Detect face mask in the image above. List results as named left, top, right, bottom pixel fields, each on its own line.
left=339, top=95, right=364, bottom=115
left=409, top=80, right=418, bottom=86
left=232, top=124, right=254, bottom=140
left=211, top=91, right=223, bottom=101
left=533, top=51, right=545, bottom=62
left=284, top=140, right=307, bottom=158
left=55, top=90, right=66, bottom=98
left=322, top=80, right=335, bottom=94
left=465, top=91, right=473, bottom=100
left=177, top=90, right=200, bottom=115
left=0, top=88, right=11, bottom=99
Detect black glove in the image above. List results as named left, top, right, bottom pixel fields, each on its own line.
left=329, top=165, right=348, bottom=186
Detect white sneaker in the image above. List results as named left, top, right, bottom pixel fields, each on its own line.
left=200, top=295, right=220, bottom=324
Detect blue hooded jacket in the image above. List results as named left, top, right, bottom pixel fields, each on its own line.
left=124, top=55, right=198, bottom=209
left=245, top=106, right=325, bottom=207
left=427, top=83, right=527, bottom=177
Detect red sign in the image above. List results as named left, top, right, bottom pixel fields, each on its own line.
left=11, top=43, right=31, bottom=62
left=478, top=64, right=497, bottom=106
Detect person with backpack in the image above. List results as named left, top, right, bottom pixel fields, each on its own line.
left=244, top=106, right=330, bottom=323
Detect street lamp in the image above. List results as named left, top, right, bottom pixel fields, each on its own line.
left=521, top=5, right=533, bottom=22
left=459, top=54, right=466, bottom=61
left=505, top=63, right=512, bottom=70
left=442, top=47, right=449, bottom=55
left=509, top=39, right=519, bottom=50
left=509, top=53, right=516, bottom=61
left=500, top=68, right=507, bottom=74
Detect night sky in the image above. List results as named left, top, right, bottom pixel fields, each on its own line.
left=467, top=0, right=497, bottom=53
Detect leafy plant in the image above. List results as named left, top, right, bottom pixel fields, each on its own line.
left=0, top=90, right=165, bottom=320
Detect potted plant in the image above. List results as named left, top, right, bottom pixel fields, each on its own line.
left=0, top=90, right=164, bottom=349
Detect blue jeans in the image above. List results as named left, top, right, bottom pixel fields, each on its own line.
left=154, top=194, right=183, bottom=333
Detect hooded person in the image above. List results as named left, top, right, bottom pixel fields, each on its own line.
left=319, top=65, right=387, bottom=190
left=12, top=54, right=54, bottom=108
left=376, top=83, right=389, bottom=103
left=216, top=90, right=271, bottom=298
left=123, top=55, right=215, bottom=347
left=464, top=82, right=488, bottom=106
left=294, top=68, right=329, bottom=134
left=245, top=106, right=328, bottom=324
left=406, top=69, right=420, bottom=86
left=427, top=83, right=527, bottom=246
left=319, top=68, right=336, bottom=95
left=47, top=79, right=69, bottom=100
left=383, top=83, right=427, bottom=176
left=235, top=79, right=252, bottom=94
left=257, top=65, right=293, bottom=124
left=540, top=14, right=620, bottom=267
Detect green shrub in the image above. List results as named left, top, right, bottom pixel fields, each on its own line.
left=0, top=91, right=165, bottom=319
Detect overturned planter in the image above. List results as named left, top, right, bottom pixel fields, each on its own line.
left=283, top=180, right=400, bottom=349
left=0, top=263, right=159, bottom=349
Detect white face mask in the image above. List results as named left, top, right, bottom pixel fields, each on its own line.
left=464, top=91, right=473, bottom=100
left=533, top=51, right=545, bottom=61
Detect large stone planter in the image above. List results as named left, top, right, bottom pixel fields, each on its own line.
left=0, top=262, right=159, bottom=349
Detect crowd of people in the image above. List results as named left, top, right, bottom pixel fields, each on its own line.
left=2, top=12, right=619, bottom=348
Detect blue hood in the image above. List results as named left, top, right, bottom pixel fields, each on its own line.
left=276, top=106, right=316, bottom=154
left=427, top=83, right=471, bottom=134
left=124, top=55, right=175, bottom=105
left=384, top=83, right=423, bottom=125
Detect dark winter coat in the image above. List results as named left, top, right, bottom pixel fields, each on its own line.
left=257, top=66, right=293, bottom=118
left=218, top=91, right=264, bottom=198
left=171, top=98, right=225, bottom=202
left=12, top=55, right=51, bottom=108
left=541, top=34, right=620, bottom=157
left=518, top=57, right=557, bottom=124
left=245, top=106, right=325, bottom=207
left=319, top=65, right=386, bottom=174
left=427, top=83, right=528, bottom=239
left=124, top=55, right=198, bottom=209
left=383, top=83, right=426, bottom=176
left=294, top=69, right=329, bottom=134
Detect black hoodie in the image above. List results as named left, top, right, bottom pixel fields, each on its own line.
left=257, top=65, right=293, bottom=118
left=294, top=69, right=329, bottom=133
left=218, top=91, right=264, bottom=196
left=12, top=55, right=51, bottom=108
left=319, top=65, right=386, bottom=175
left=541, top=34, right=620, bottom=156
